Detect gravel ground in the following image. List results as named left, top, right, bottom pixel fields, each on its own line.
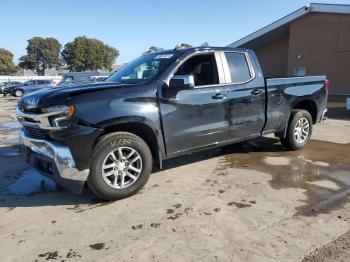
left=302, top=230, right=350, bottom=262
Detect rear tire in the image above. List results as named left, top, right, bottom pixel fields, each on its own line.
left=280, top=109, right=313, bottom=150
left=88, top=132, right=152, bottom=201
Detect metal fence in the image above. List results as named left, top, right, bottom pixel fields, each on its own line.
left=0, top=75, right=62, bottom=84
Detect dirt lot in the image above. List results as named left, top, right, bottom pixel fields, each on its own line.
left=0, top=96, right=349, bottom=262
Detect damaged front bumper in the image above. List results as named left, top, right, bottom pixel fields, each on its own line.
left=18, top=130, right=89, bottom=194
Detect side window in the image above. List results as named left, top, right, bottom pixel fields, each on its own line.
left=174, top=53, right=219, bottom=87
left=225, top=52, right=252, bottom=83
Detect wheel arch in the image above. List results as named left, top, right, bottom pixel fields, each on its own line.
left=292, top=99, right=317, bottom=124
left=276, top=100, right=317, bottom=139
left=95, top=120, right=164, bottom=168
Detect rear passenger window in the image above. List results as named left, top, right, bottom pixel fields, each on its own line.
left=225, top=52, right=252, bottom=83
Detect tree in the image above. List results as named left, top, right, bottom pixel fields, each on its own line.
left=19, top=37, right=61, bottom=76
left=143, top=46, right=164, bottom=55
left=0, top=48, right=18, bottom=75
left=62, top=36, right=119, bottom=72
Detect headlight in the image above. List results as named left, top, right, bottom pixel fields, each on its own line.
left=42, top=105, right=75, bottom=117
left=42, top=105, right=75, bottom=127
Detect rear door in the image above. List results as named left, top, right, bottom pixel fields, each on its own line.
left=221, top=51, right=266, bottom=140
left=159, top=52, right=229, bottom=156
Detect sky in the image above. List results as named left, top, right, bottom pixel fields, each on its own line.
left=1, top=0, right=350, bottom=64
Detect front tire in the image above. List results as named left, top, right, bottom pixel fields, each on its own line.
left=88, top=132, right=153, bottom=201
left=280, top=109, right=313, bottom=150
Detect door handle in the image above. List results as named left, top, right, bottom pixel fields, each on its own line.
left=251, top=89, right=263, bottom=95
left=212, top=93, right=226, bottom=100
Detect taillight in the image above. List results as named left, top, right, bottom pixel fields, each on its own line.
left=325, top=79, right=330, bottom=99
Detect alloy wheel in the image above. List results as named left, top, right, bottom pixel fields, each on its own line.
left=101, top=146, right=142, bottom=189
left=294, top=117, right=310, bottom=144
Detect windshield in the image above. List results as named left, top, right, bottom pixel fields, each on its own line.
left=106, top=52, right=178, bottom=84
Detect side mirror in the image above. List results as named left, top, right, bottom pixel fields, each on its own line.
left=168, top=75, right=195, bottom=89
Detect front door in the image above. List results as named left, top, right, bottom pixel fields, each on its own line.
left=159, top=52, right=229, bottom=155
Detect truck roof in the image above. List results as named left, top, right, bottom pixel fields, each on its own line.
left=143, top=46, right=249, bottom=56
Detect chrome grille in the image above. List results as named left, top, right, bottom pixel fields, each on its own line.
left=16, top=107, right=64, bottom=131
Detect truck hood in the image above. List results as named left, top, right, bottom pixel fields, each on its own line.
left=17, top=82, right=132, bottom=110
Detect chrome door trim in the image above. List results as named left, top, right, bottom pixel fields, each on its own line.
left=219, top=52, right=232, bottom=83
left=214, top=51, right=226, bottom=84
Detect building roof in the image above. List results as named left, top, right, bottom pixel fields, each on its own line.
left=228, top=3, right=350, bottom=49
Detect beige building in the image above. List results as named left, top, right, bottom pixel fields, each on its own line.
left=229, top=3, right=350, bottom=100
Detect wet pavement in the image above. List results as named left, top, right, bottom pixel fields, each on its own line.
left=7, top=169, right=58, bottom=195
left=0, top=95, right=350, bottom=261
left=0, top=97, right=20, bottom=146
left=218, top=139, right=350, bottom=216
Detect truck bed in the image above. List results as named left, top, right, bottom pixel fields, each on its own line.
left=263, top=75, right=327, bottom=134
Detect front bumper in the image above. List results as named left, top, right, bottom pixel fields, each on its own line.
left=19, top=130, right=89, bottom=193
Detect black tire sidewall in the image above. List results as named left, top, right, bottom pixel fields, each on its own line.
left=286, top=110, right=313, bottom=150
left=88, top=132, right=152, bottom=200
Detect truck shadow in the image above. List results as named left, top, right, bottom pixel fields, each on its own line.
left=157, top=136, right=285, bottom=171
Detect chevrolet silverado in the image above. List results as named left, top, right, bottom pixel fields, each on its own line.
left=16, top=46, right=328, bottom=200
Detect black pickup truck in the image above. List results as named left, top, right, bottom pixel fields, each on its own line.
left=16, top=46, right=328, bottom=200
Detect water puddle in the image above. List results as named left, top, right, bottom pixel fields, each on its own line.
left=0, top=121, right=20, bottom=146
left=6, top=169, right=58, bottom=195
left=0, top=121, right=21, bottom=132
left=217, top=138, right=350, bottom=216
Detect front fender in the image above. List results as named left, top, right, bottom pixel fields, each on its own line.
left=69, top=86, right=166, bottom=161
